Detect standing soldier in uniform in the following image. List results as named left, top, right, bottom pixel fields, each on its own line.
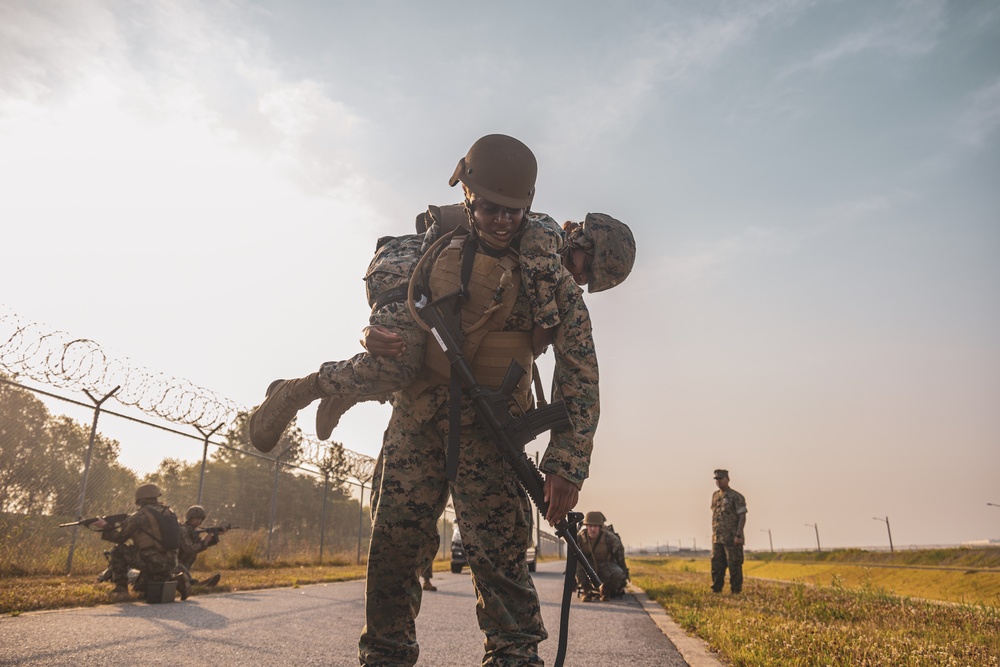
left=92, top=484, right=190, bottom=600
left=575, top=511, right=629, bottom=601
left=357, top=135, right=601, bottom=667
left=711, top=469, right=747, bottom=594
left=178, top=505, right=223, bottom=588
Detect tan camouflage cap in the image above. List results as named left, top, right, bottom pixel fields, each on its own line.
left=580, top=213, right=636, bottom=293
left=713, top=469, right=729, bottom=480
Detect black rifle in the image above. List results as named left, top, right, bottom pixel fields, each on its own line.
left=195, top=523, right=237, bottom=537
left=59, top=513, right=129, bottom=529
left=418, top=291, right=602, bottom=591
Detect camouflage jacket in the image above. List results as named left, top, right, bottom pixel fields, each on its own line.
left=101, top=503, right=179, bottom=554
left=711, top=488, right=748, bottom=544
left=178, top=522, right=214, bottom=568
left=395, top=218, right=599, bottom=487
left=577, top=526, right=627, bottom=573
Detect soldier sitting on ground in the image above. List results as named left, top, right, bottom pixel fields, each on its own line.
left=178, top=505, right=224, bottom=588
left=92, top=483, right=190, bottom=600
left=576, top=511, right=629, bottom=602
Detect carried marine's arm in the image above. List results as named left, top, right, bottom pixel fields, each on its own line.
left=417, top=291, right=602, bottom=591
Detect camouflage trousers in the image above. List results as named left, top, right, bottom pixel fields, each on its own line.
left=711, top=542, right=744, bottom=593
left=576, top=560, right=627, bottom=597
left=317, top=303, right=426, bottom=400
left=107, top=544, right=178, bottom=593
left=359, top=406, right=546, bottom=667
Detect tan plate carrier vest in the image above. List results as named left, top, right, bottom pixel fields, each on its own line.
left=405, top=231, right=534, bottom=414
left=132, top=505, right=167, bottom=550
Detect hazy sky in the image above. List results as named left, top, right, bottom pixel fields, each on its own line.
left=2, top=0, right=998, bottom=551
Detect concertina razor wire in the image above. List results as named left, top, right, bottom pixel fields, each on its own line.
left=0, top=305, right=375, bottom=484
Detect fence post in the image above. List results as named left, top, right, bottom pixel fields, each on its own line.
left=356, top=482, right=366, bottom=565
left=65, top=386, right=120, bottom=575
left=319, top=470, right=330, bottom=563
left=266, top=449, right=286, bottom=562
left=194, top=423, right=222, bottom=505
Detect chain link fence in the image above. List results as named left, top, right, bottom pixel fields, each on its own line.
left=0, top=307, right=462, bottom=576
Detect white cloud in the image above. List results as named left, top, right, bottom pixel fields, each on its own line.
left=539, top=1, right=808, bottom=155
left=956, top=77, right=1000, bottom=147
left=778, top=0, right=946, bottom=80
left=660, top=193, right=895, bottom=283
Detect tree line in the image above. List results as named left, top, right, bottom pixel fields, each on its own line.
left=0, top=375, right=368, bottom=568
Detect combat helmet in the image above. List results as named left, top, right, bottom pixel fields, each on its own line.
left=185, top=505, right=207, bottom=521
left=580, top=213, right=636, bottom=293
left=449, top=134, right=537, bottom=209
left=584, top=511, right=606, bottom=526
left=134, top=483, right=162, bottom=504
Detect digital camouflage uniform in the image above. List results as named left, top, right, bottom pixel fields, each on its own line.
left=575, top=527, right=629, bottom=598
left=101, top=503, right=180, bottom=595
left=178, top=522, right=217, bottom=572
left=358, top=226, right=599, bottom=667
left=711, top=487, right=747, bottom=593
left=314, top=210, right=572, bottom=434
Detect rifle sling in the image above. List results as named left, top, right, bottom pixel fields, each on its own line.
left=445, top=235, right=479, bottom=482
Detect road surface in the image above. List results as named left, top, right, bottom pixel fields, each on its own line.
left=1, top=561, right=717, bottom=666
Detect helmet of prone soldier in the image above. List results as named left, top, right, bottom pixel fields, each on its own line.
left=134, top=483, right=162, bottom=504
left=581, top=213, right=636, bottom=294
left=449, top=134, right=537, bottom=210
left=584, top=511, right=606, bottom=527
left=185, top=505, right=207, bottom=521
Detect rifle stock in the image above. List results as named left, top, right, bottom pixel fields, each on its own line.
left=419, top=292, right=602, bottom=591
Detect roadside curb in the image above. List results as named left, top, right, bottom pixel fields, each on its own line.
left=628, top=584, right=726, bottom=667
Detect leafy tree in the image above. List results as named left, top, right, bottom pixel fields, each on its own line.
left=0, top=379, right=51, bottom=514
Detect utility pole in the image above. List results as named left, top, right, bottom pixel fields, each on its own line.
left=760, top=528, right=773, bottom=553
left=873, top=516, right=894, bottom=552
left=805, top=523, right=821, bottom=552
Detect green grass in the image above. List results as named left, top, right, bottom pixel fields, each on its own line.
left=631, top=555, right=1000, bottom=667
left=665, top=548, right=1000, bottom=607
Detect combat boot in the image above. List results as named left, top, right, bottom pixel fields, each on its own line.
left=248, top=373, right=325, bottom=452
left=315, top=396, right=352, bottom=440
left=203, top=573, right=221, bottom=587
left=172, top=571, right=191, bottom=601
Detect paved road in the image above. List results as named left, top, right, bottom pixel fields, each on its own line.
left=0, top=562, right=698, bottom=666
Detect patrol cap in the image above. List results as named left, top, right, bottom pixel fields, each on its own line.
left=185, top=505, right=207, bottom=521
left=134, top=483, right=162, bottom=503
left=584, top=511, right=606, bottom=526
left=713, top=469, right=729, bottom=480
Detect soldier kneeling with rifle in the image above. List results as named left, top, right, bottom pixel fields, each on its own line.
left=88, top=484, right=190, bottom=600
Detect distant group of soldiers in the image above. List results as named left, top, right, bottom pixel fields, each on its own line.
left=87, top=483, right=228, bottom=601
left=574, top=467, right=749, bottom=602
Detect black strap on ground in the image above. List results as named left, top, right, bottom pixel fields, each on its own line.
left=554, top=511, right=583, bottom=667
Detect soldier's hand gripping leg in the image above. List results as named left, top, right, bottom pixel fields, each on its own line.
left=248, top=372, right=326, bottom=452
